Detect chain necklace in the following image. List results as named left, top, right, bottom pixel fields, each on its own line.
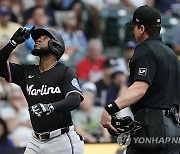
left=48, top=61, right=58, bottom=70
left=40, top=61, right=58, bottom=72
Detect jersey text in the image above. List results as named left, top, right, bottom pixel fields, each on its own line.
left=26, top=85, right=61, bottom=96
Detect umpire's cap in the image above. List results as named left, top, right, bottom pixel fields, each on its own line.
left=125, top=5, right=161, bottom=27
left=31, top=28, right=65, bottom=59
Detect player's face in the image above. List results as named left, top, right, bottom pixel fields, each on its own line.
left=34, top=35, right=51, bottom=50
left=32, top=35, right=51, bottom=56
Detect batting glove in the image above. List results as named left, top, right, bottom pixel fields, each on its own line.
left=10, top=26, right=35, bottom=46
left=29, top=103, right=54, bottom=117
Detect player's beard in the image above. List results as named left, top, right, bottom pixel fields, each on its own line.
left=31, top=47, right=51, bottom=57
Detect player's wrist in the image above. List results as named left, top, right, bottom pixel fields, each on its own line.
left=48, top=103, right=54, bottom=113
left=104, top=102, right=121, bottom=115
left=9, top=39, right=18, bottom=47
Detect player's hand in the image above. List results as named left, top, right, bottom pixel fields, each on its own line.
left=10, top=26, right=35, bottom=46
left=29, top=103, right=54, bottom=117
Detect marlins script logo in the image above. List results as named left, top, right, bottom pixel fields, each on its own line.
left=26, top=85, right=61, bottom=96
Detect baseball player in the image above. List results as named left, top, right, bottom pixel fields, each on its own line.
left=0, top=27, right=84, bottom=154
left=101, top=5, right=180, bottom=154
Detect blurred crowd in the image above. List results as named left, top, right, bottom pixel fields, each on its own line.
left=0, top=0, right=179, bottom=149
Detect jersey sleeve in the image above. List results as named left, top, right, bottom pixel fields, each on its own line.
left=129, top=44, right=158, bottom=85
left=62, top=67, right=84, bottom=100
left=7, top=62, right=26, bottom=87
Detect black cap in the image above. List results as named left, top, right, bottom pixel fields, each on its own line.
left=126, top=5, right=161, bottom=27
left=103, top=58, right=117, bottom=68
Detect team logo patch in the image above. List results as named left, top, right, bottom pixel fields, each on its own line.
left=138, top=68, right=147, bottom=76
left=71, top=78, right=81, bottom=91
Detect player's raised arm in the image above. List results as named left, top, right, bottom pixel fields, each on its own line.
left=0, top=26, right=35, bottom=79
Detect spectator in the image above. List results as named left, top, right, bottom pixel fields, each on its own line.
left=0, top=0, right=23, bottom=24
left=23, top=0, right=56, bottom=26
left=8, top=52, right=20, bottom=64
left=59, top=17, right=87, bottom=55
left=121, top=0, right=154, bottom=10
left=83, top=4, right=101, bottom=40
left=9, top=0, right=24, bottom=24
left=22, top=0, right=34, bottom=10
left=49, top=0, right=81, bottom=10
left=24, top=7, right=49, bottom=52
left=0, top=85, right=32, bottom=147
left=0, top=117, right=14, bottom=149
left=95, top=58, right=117, bottom=106
left=106, top=67, right=128, bottom=105
left=71, top=1, right=84, bottom=29
left=0, top=77, right=10, bottom=101
left=0, top=50, right=18, bottom=101
left=76, top=38, right=105, bottom=83
left=0, top=5, right=21, bottom=49
left=106, top=66, right=133, bottom=119
left=154, top=0, right=179, bottom=15
left=81, top=81, right=97, bottom=93
left=49, top=0, right=83, bottom=29
left=73, top=82, right=111, bottom=143
left=172, top=23, right=180, bottom=59
left=59, top=17, right=88, bottom=69
left=116, top=41, right=137, bottom=75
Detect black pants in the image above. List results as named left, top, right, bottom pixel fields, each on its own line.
left=126, top=108, right=180, bottom=154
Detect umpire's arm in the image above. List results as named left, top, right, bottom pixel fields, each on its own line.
left=115, top=81, right=149, bottom=109
left=101, top=81, right=149, bottom=130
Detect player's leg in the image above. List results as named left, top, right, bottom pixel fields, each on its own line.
left=24, top=135, right=41, bottom=154
left=42, top=130, right=84, bottom=154
left=66, top=130, right=84, bottom=154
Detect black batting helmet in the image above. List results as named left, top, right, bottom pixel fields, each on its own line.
left=31, top=28, right=65, bottom=59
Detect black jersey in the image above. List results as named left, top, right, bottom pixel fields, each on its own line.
left=129, top=36, right=180, bottom=114
left=6, top=62, right=83, bottom=132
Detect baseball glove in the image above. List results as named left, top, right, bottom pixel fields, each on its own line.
left=108, top=116, right=141, bottom=137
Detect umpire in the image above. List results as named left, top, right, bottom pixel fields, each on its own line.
left=101, top=5, right=180, bottom=154
left=0, top=27, right=84, bottom=154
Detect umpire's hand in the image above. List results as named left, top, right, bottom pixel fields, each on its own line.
left=10, top=26, right=35, bottom=46
left=29, top=103, right=54, bottom=117
left=101, top=109, right=117, bottom=132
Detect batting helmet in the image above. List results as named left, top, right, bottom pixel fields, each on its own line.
left=31, top=28, right=65, bottom=59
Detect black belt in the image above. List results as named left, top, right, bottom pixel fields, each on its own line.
left=34, top=127, right=69, bottom=141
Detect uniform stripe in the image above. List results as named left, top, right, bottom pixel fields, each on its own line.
left=67, top=132, right=74, bottom=154
left=65, top=90, right=83, bottom=99
left=6, top=62, right=12, bottom=82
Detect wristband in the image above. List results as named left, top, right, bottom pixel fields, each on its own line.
left=9, top=39, right=17, bottom=47
left=104, top=102, right=121, bottom=115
